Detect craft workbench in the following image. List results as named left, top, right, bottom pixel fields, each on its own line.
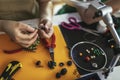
left=0, top=26, right=79, bottom=80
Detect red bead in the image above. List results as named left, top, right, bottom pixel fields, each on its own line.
left=85, top=56, right=90, bottom=62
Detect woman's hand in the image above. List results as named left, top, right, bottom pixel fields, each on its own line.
left=76, top=6, right=101, bottom=24
left=2, top=20, right=38, bottom=48
left=38, top=18, right=54, bottom=39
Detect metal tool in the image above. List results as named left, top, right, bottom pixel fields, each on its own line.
left=85, top=0, right=120, bottom=78
left=49, top=47, right=54, bottom=61
left=70, top=0, right=120, bottom=79
left=41, top=33, right=56, bottom=62
left=61, top=17, right=99, bottom=36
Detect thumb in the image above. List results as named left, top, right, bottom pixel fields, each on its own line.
left=23, top=24, right=35, bottom=33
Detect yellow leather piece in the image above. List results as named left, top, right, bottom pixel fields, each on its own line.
left=0, top=26, right=80, bottom=80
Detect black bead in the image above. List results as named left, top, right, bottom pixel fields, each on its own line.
left=56, top=72, right=61, bottom=78
left=48, top=61, right=56, bottom=69
left=59, top=62, right=64, bottom=67
left=53, top=61, right=56, bottom=66
left=35, top=61, right=43, bottom=67
left=36, top=61, right=41, bottom=66
left=60, top=68, right=67, bottom=75
left=67, top=61, right=72, bottom=66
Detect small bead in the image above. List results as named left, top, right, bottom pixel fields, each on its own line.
left=48, top=61, right=56, bottom=69
left=67, top=61, right=72, bottom=66
left=85, top=56, right=91, bottom=62
left=79, top=52, right=83, bottom=56
left=86, top=49, right=90, bottom=53
left=56, top=72, right=61, bottom=78
left=92, top=63, right=98, bottom=68
left=36, top=61, right=43, bottom=67
left=60, top=68, right=67, bottom=75
left=91, top=48, right=94, bottom=51
left=59, top=62, right=64, bottom=67
left=91, top=56, right=94, bottom=59
left=111, top=45, right=114, bottom=48
left=93, top=56, right=96, bottom=58
left=36, top=61, right=41, bottom=65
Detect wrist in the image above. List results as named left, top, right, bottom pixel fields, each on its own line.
left=39, top=1, right=53, bottom=21
left=39, top=16, right=52, bottom=22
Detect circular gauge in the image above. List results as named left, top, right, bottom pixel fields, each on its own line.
left=71, top=41, right=107, bottom=72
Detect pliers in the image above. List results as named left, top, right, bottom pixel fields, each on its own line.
left=41, top=33, right=56, bottom=62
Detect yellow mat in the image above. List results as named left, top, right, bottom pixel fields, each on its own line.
left=0, top=26, right=80, bottom=80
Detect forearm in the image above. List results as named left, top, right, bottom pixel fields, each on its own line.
left=0, top=20, right=12, bottom=32
left=37, top=0, right=53, bottom=21
left=0, top=20, right=18, bottom=32
left=105, top=0, right=120, bottom=13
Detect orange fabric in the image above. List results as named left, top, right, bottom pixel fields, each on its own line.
left=0, top=26, right=80, bottom=80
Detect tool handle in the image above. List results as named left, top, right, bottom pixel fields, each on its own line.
left=51, top=33, right=56, bottom=48
left=41, top=33, right=56, bottom=49
left=0, top=61, right=22, bottom=80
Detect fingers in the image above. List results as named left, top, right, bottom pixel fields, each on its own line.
left=38, top=25, right=54, bottom=38
left=14, top=28, right=38, bottom=48
left=4, top=21, right=39, bottom=48
left=19, top=29, right=38, bottom=41
left=78, top=7, right=101, bottom=24
left=15, top=19, right=53, bottom=48
left=39, top=24, right=49, bottom=33
left=38, top=19, right=53, bottom=38
left=20, top=23, right=35, bottom=33
left=17, top=33, right=38, bottom=48
left=39, top=30, right=52, bottom=38
left=17, top=34, right=38, bottom=48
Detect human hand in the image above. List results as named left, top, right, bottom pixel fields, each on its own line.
left=38, top=19, right=54, bottom=39
left=2, top=21, right=38, bottom=48
left=76, top=6, right=102, bottom=24
left=61, top=0, right=101, bottom=24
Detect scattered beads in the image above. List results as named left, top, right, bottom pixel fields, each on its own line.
left=67, top=61, right=72, bottom=66
left=59, top=62, right=64, bottom=67
left=60, top=68, right=67, bottom=75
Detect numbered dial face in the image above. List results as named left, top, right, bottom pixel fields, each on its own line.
left=71, top=41, right=107, bottom=72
